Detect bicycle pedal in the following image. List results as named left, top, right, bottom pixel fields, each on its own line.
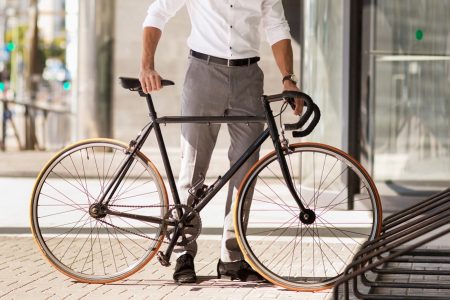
left=157, top=251, right=171, bottom=267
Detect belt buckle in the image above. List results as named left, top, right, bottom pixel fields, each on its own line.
left=227, top=59, right=231, bottom=67
left=247, top=58, right=251, bottom=67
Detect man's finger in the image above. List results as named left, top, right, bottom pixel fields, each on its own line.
left=145, top=77, right=153, bottom=93
left=155, top=76, right=162, bottom=90
left=294, top=98, right=304, bottom=115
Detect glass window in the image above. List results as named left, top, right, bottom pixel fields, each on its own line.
left=0, top=0, right=77, bottom=150
left=302, top=0, right=345, bottom=149
left=370, top=0, right=450, bottom=182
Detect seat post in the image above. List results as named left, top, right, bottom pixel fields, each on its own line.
left=145, top=94, right=158, bottom=120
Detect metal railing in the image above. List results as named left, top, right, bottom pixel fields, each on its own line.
left=1, top=96, right=72, bottom=151
left=333, top=188, right=450, bottom=300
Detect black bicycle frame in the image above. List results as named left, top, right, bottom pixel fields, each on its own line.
left=100, top=93, right=307, bottom=224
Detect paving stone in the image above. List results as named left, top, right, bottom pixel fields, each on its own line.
left=0, top=235, right=336, bottom=299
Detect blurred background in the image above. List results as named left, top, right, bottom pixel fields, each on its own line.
left=0, top=0, right=449, bottom=230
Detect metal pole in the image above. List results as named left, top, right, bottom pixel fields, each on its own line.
left=24, top=0, right=39, bottom=150
left=77, top=0, right=114, bottom=139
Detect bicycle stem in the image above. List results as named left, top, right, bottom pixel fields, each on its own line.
left=262, top=96, right=308, bottom=213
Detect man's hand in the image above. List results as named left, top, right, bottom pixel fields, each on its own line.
left=139, top=69, right=162, bottom=94
left=140, top=27, right=163, bottom=94
left=283, top=80, right=304, bottom=116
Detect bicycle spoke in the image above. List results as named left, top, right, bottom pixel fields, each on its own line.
left=112, top=169, right=148, bottom=201
left=309, top=223, right=340, bottom=276
left=307, top=159, right=345, bottom=208
left=40, top=192, right=88, bottom=212
left=313, top=154, right=327, bottom=208
left=316, top=215, right=369, bottom=241
left=251, top=194, right=299, bottom=216
left=110, top=159, right=139, bottom=204
left=104, top=222, right=119, bottom=273
left=288, top=221, right=301, bottom=279
left=257, top=176, right=298, bottom=217
left=45, top=213, right=90, bottom=251
left=251, top=216, right=298, bottom=262
left=39, top=207, right=87, bottom=219
left=91, top=147, right=104, bottom=196
left=264, top=223, right=307, bottom=271
left=308, top=156, right=339, bottom=208
left=314, top=196, right=371, bottom=211
left=109, top=217, right=139, bottom=264
left=43, top=182, right=89, bottom=212
left=266, top=164, right=309, bottom=207
left=64, top=158, right=96, bottom=202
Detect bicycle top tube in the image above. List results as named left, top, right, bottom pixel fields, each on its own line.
left=118, top=76, right=320, bottom=134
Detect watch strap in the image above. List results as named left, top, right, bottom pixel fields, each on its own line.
left=282, top=74, right=297, bottom=84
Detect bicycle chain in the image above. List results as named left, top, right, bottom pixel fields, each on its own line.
left=98, top=204, right=199, bottom=246
left=108, top=204, right=175, bottom=209
left=96, top=216, right=170, bottom=244
left=98, top=204, right=175, bottom=244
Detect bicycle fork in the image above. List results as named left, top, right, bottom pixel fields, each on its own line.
left=263, top=97, right=316, bottom=224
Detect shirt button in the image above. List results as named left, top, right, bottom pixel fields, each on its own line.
left=230, top=25, right=233, bottom=29
left=230, top=4, right=233, bottom=8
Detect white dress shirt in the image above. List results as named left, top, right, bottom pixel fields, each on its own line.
left=143, top=0, right=291, bottom=59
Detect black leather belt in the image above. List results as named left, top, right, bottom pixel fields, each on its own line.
left=190, top=50, right=260, bottom=67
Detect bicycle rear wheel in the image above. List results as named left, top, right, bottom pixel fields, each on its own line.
left=30, top=139, right=168, bottom=283
left=234, top=143, right=381, bottom=291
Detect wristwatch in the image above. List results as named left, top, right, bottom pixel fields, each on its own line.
left=282, top=74, right=298, bottom=85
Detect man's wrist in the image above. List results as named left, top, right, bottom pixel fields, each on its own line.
left=283, top=79, right=299, bottom=90
left=282, top=74, right=298, bottom=85
left=140, top=65, right=156, bottom=72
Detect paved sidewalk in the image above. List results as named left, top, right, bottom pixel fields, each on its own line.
left=0, top=235, right=333, bottom=300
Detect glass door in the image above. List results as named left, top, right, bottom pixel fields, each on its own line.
left=365, top=0, right=450, bottom=186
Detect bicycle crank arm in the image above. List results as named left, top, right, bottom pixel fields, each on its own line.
left=158, top=225, right=184, bottom=267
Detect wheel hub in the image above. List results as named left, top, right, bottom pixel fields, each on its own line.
left=89, top=203, right=107, bottom=219
left=299, top=209, right=316, bottom=225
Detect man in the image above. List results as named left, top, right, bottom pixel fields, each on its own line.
left=139, top=0, right=303, bottom=284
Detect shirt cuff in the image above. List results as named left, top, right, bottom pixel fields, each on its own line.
left=142, top=14, right=167, bottom=30
left=265, top=24, right=292, bottom=45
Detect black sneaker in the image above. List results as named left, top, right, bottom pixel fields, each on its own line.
left=217, top=259, right=266, bottom=282
left=173, top=254, right=197, bottom=283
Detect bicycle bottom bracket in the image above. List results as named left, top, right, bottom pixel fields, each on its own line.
left=165, top=204, right=202, bottom=246
left=299, top=209, right=316, bottom=225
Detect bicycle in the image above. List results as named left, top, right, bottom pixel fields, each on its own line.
left=30, top=77, right=382, bottom=291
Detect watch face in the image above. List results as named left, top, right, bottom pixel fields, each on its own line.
left=290, top=74, right=298, bottom=83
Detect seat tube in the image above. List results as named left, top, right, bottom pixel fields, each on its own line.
left=262, top=96, right=307, bottom=212
left=146, top=94, right=182, bottom=207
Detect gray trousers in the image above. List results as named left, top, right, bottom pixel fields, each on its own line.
left=174, top=55, right=265, bottom=262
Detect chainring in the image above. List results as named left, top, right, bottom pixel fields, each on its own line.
left=164, top=204, right=202, bottom=246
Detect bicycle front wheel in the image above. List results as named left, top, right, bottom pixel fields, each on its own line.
left=234, top=143, right=381, bottom=291
left=30, top=139, right=169, bottom=283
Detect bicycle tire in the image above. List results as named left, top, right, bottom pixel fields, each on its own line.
left=30, top=139, right=169, bottom=283
left=234, top=142, right=382, bottom=291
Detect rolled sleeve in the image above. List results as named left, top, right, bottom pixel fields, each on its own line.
left=262, top=0, right=291, bottom=45
left=142, top=0, right=186, bottom=30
